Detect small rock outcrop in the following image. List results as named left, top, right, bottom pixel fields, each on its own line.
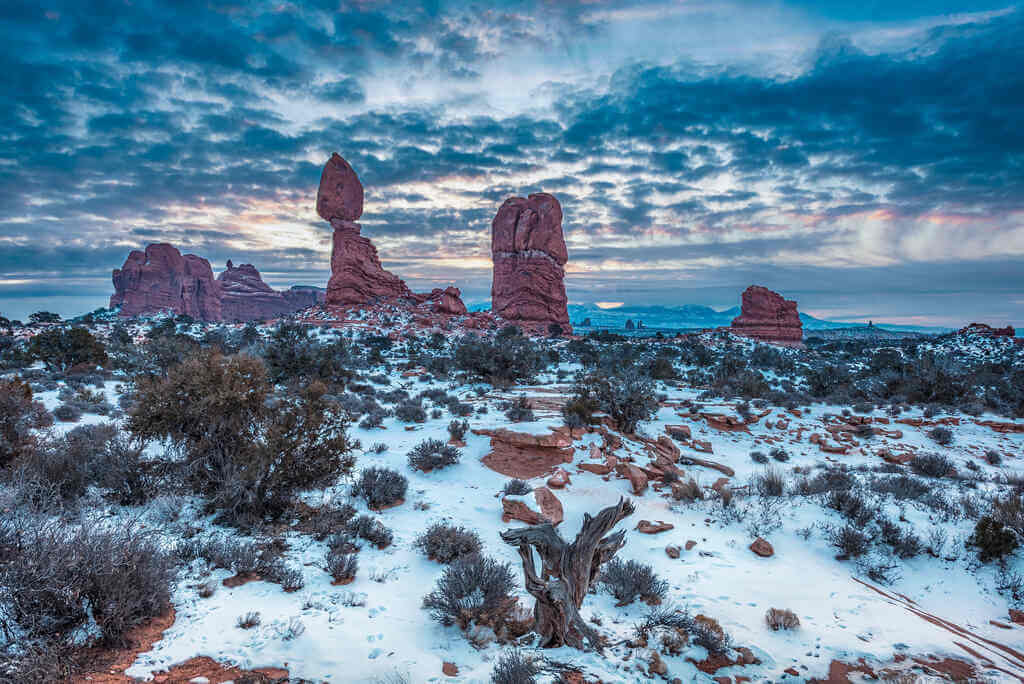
left=491, top=193, right=570, bottom=332
left=281, top=286, right=326, bottom=311
left=111, top=244, right=222, bottom=320
left=217, top=261, right=296, bottom=322
left=730, top=285, right=803, bottom=346
left=957, top=322, right=1016, bottom=338
left=318, top=153, right=467, bottom=315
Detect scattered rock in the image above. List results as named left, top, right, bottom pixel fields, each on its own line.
left=685, top=540, right=697, bottom=551
left=546, top=467, right=571, bottom=489
left=749, top=537, right=774, bottom=557
left=442, top=661, right=458, bottom=677
left=615, top=462, right=649, bottom=495
left=636, top=520, right=674, bottom=534
left=666, top=545, right=681, bottom=559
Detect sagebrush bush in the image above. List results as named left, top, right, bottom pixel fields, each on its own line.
left=414, top=522, right=482, bottom=563
left=407, top=438, right=461, bottom=472
left=568, top=370, right=658, bottom=434
left=1, top=380, right=52, bottom=468
left=598, top=558, right=668, bottom=606
left=28, top=326, right=108, bottom=372
left=346, top=514, right=394, bottom=548
left=448, top=420, right=469, bottom=442
left=490, top=649, right=541, bottom=684
left=501, top=479, right=532, bottom=497
left=422, top=554, right=516, bottom=628
left=352, top=466, right=407, bottom=509
left=324, top=549, right=358, bottom=582
left=394, top=399, right=427, bottom=423
left=753, top=467, right=785, bottom=497
left=453, top=327, right=548, bottom=387
left=0, top=521, right=174, bottom=649
left=827, top=524, right=871, bottom=559
left=928, top=426, right=954, bottom=446
left=910, top=452, right=954, bottom=478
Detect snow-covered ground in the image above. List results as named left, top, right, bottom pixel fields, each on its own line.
left=4, top=320, right=1024, bottom=683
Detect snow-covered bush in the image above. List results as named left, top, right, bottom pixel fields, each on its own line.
left=490, top=649, right=541, bottom=684
left=501, top=479, right=532, bottom=497
left=422, top=554, right=516, bottom=628
left=504, top=396, right=535, bottom=422
left=407, top=438, right=461, bottom=472
left=597, top=558, right=668, bottom=606
left=414, top=522, right=482, bottom=563
left=323, top=548, right=358, bottom=583
left=910, top=452, right=954, bottom=478
left=352, top=467, right=407, bottom=510
left=346, top=514, right=394, bottom=548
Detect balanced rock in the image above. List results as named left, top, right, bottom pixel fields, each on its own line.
left=316, top=152, right=364, bottom=222
left=217, top=261, right=295, bottom=322
left=491, top=193, right=570, bottom=332
left=111, top=243, right=222, bottom=320
left=730, top=285, right=803, bottom=347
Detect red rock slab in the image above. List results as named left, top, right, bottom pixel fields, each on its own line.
left=501, top=487, right=563, bottom=526
left=477, top=427, right=574, bottom=479
left=546, top=467, right=571, bottom=489
left=666, top=424, right=692, bottom=440
left=636, top=520, right=674, bottom=534
left=692, top=439, right=714, bottom=453
left=534, top=486, right=564, bottom=525
left=616, top=462, right=649, bottom=495
left=749, top=537, right=774, bottom=557
left=679, top=455, right=735, bottom=477
left=443, top=661, right=459, bottom=677
left=685, top=540, right=697, bottom=550
left=979, top=420, right=1024, bottom=434
left=578, top=462, right=614, bottom=476
left=666, top=545, right=681, bottom=558
left=701, top=413, right=750, bottom=432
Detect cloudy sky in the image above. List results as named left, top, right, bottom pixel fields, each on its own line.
left=1, top=0, right=1022, bottom=326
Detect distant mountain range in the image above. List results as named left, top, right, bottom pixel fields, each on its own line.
left=563, top=303, right=952, bottom=334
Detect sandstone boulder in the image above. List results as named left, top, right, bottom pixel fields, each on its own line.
left=316, top=152, right=363, bottom=222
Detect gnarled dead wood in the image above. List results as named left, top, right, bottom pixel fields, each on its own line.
left=501, top=497, right=635, bottom=649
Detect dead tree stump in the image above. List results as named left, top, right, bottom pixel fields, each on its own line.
left=500, top=497, right=635, bottom=649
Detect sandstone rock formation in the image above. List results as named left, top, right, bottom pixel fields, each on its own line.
left=112, top=247, right=324, bottom=321
left=491, top=193, right=570, bottom=332
left=957, top=322, right=1016, bottom=338
left=317, top=153, right=468, bottom=315
left=111, top=244, right=222, bottom=320
left=281, top=286, right=326, bottom=311
left=730, top=285, right=803, bottom=346
left=217, top=261, right=296, bottom=322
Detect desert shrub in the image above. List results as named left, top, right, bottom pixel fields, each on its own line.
left=569, top=369, right=658, bottom=434
left=28, top=326, right=108, bottom=372
left=448, top=420, right=469, bottom=442
left=869, top=473, right=930, bottom=501
left=309, top=502, right=358, bottom=541
left=877, top=517, right=923, bottom=559
left=501, top=479, right=532, bottom=497
left=561, top=390, right=599, bottom=428
left=490, top=649, right=542, bottom=684
left=346, top=514, right=394, bottom=548
left=770, top=447, right=790, bottom=462
left=765, top=608, right=800, bottom=631
left=0, top=521, right=174, bottom=649
left=968, top=516, right=1019, bottom=562
left=825, top=489, right=873, bottom=526
left=53, top=403, right=82, bottom=422
left=261, top=323, right=354, bottom=387
left=414, top=522, right=482, bottom=563
left=910, top=452, right=954, bottom=478
left=352, top=467, right=407, bottom=510
left=236, top=612, right=261, bottom=629
left=127, top=350, right=354, bottom=526
left=991, top=493, right=1024, bottom=537
left=0, top=380, right=53, bottom=467
left=827, top=524, right=871, bottom=559
left=670, top=477, right=704, bottom=502
left=986, top=450, right=1003, bottom=466
left=750, top=451, right=769, bottom=464
left=422, top=554, right=516, bottom=628
left=852, top=402, right=874, bottom=414
left=323, top=549, right=358, bottom=583
left=753, top=467, right=785, bottom=497
left=408, top=438, right=461, bottom=472
left=359, top=409, right=387, bottom=429
left=394, top=399, right=427, bottom=423
left=928, top=426, right=954, bottom=446
left=645, top=356, right=678, bottom=380
left=453, top=327, right=548, bottom=387
left=598, top=558, right=668, bottom=606
left=794, top=467, right=856, bottom=496
left=504, top=396, right=535, bottom=422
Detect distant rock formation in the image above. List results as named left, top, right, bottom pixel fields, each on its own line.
left=112, top=247, right=324, bottom=321
left=730, top=285, right=803, bottom=346
left=281, top=286, right=326, bottom=311
left=111, top=244, right=222, bottom=320
left=957, top=322, right=1016, bottom=338
left=490, top=193, right=570, bottom=332
left=217, top=261, right=298, bottom=322
left=317, top=153, right=467, bottom=314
